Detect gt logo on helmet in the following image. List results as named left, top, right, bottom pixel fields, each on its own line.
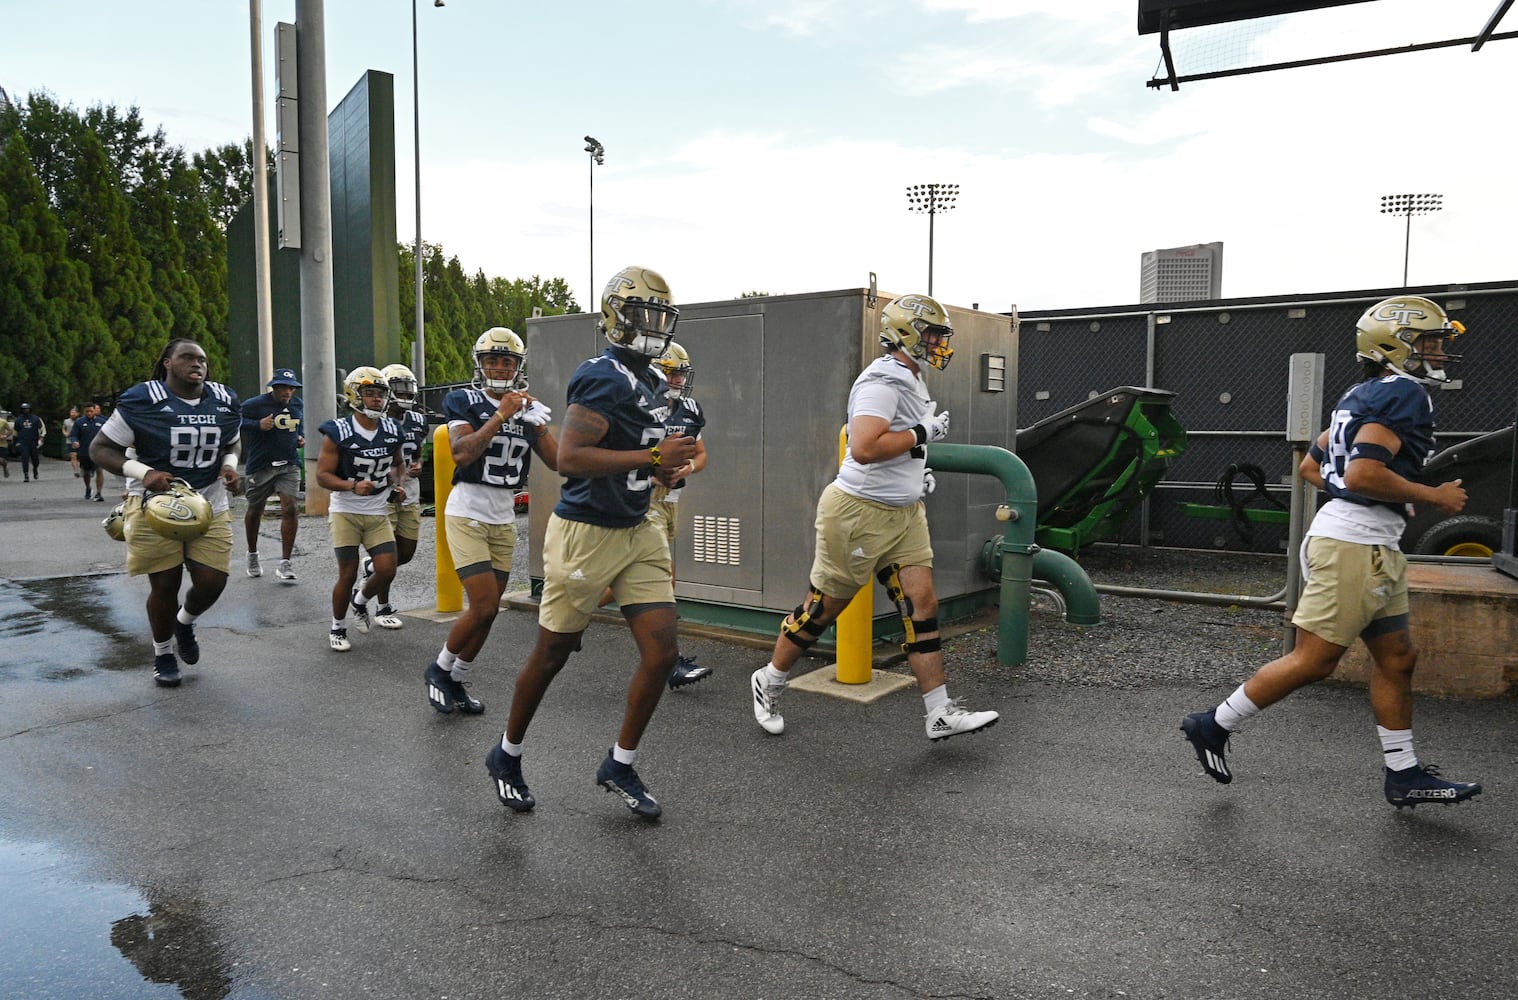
left=1372, top=303, right=1429, bottom=327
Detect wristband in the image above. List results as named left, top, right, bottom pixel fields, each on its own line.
left=1308, top=442, right=1325, bottom=463
left=911, top=425, right=928, bottom=447
left=122, top=459, right=153, bottom=482
left=222, top=453, right=239, bottom=470
left=649, top=445, right=662, bottom=467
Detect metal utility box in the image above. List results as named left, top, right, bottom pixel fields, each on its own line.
left=524, top=288, right=1019, bottom=622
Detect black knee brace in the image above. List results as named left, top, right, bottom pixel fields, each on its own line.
left=782, top=584, right=827, bottom=649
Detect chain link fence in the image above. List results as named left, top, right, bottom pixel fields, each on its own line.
left=1018, top=282, right=1518, bottom=553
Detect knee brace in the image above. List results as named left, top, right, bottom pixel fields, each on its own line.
left=876, top=563, right=940, bottom=653
left=781, top=584, right=827, bottom=649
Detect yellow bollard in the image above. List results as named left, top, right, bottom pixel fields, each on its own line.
left=432, top=423, right=463, bottom=613
left=833, top=425, right=873, bottom=683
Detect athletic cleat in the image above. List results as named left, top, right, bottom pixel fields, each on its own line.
left=667, top=654, right=713, bottom=690
left=374, top=607, right=404, bottom=630
left=1384, top=763, right=1482, bottom=809
left=93, top=494, right=104, bottom=502
left=174, top=618, right=200, bottom=665
left=1181, top=709, right=1233, bottom=784
left=361, top=556, right=374, bottom=582
left=485, top=743, right=535, bottom=812
left=350, top=591, right=371, bottom=633
left=751, top=667, right=787, bottom=734
left=153, top=653, right=181, bottom=688
left=246, top=553, right=262, bottom=578
left=329, top=628, right=352, bottom=652
left=925, top=699, right=1000, bottom=742
left=426, top=661, right=485, bottom=715
left=595, top=751, right=662, bottom=819
left=275, top=559, right=297, bottom=582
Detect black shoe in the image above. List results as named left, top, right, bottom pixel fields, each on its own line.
left=1384, top=763, right=1482, bottom=809
left=485, top=743, right=535, bottom=812
left=1181, top=709, right=1232, bottom=784
left=153, top=653, right=181, bottom=688
left=92, top=494, right=104, bottom=502
left=595, top=751, right=662, bottom=819
left=425, top=661, right=484, bottom=715
left=174, top=618, right=200, bottom=665
left=667, top=653, right=713, bottom=690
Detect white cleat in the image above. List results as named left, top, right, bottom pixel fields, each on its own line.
left=751, top=668, right=787, bottom=735
left=329, top=628, right=352, bottom=652
left=925, top=699, right=999, bottom=742
left=374, top=608, right=404, bottom=630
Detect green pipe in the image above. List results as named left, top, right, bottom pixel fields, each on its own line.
left=1031, top=548, right=1102, bottom=626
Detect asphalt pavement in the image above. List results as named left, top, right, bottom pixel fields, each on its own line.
left=1, top=455, right=1514, bottom=1000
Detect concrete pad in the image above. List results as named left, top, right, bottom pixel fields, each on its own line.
left=786, top=663, right=917, bottom=703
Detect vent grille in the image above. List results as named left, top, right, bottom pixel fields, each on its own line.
left=692, top=515, right=741, bottom=565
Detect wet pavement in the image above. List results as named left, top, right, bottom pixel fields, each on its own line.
left=2, top=456, right=1516, bottom=1000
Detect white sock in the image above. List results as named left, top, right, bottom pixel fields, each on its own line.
left=613, top=743, right=637, bottom=766
left=1378, top=726, right=1418, bottom=771
left=762, top=663, right=788, bottom=685
left=176, top=607, right=198, bottom=626
left=451, top=657, right=472, bottom=682
left=153, top=639, right=173, bottom=656
left=437, top=647, right=458, bottom=671
left=922, top=684, right=950, bottom=713
left=500, top=736, right=523, bottom=757
left=1214, top=685, right=1260, bottom=732
left=351, top=589, right=368, bottom=608
left=331, top=617, right=345, bottom=631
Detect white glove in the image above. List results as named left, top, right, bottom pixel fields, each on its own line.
left=518, top=400, right=553, bottom=426
left=923, top=468, right=936, bottom=496
left=924, top=408, right=950, bottom=442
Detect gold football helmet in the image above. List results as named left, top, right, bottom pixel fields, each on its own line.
left=343, top=366, right=391, bottom=419
left=380, top=363, right=418, bottom=410
left=102, top=501, right=127, bottom=542
left=472, top=327, right=529, bottom=393
left=654, top=341, right=694, bottom=399
left=1355, top=295, right=1464, bottom=383
left=599, top=265, right=678, bottom=358
left=879, top=293, right=954, bottom=371
left=142, top=480, right=212, bottom=542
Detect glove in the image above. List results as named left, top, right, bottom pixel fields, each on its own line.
left=913, top=408, right=950, bottom=444
left=923, top=468, right=936, bottom=496
left=518, top=401, right=553, bottom=426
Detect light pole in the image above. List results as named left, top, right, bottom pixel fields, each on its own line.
left=412, top=0, right=444, bottom=392
left=905, top=183, right=959, bottom=296
left=584, top=136, right=604, bottom=310
left=1380, top=192, right=1442, bottom=288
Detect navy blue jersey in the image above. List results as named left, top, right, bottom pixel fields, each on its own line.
left=68, top=414, right=106, bottom=454
left=664, top=396, right=705, bottom=490
left=395, top=408, right=429, bottom=470
left=240, top=392, right=304, bottom=475
left=442, top=388, right=540, bottom=490
left=14, top=414, right=45, bottom=445
left=107, top=380, right=242, bottom=491
left=1319, top=372, right=1435, bottom=517
left=555, top=349, right=667, bottom=528
left=318, top=415, right=405, bottom=496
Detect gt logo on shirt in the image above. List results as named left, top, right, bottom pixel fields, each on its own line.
left=273, top=413, right=300, bottom=431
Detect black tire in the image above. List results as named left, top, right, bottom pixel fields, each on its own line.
left=1413, top=515, right=1502, bottom=557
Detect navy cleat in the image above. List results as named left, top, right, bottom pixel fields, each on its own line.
left=1181, top=709, right=1232, bottom=784
left=426, top=661, right=484, bottom=715
left=485, top=743, right=535, bottom=813
left=667, top=653, right=713, bottom=690
left=595, top=751, right=662, bottom=819
left=1385, top=763, right=1482, bottom=809
left=153, top=653, right=181, bottom=688
left=174, top=617, right=200, bottom=665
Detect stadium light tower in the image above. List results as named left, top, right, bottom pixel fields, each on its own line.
left=411, top=0, right=445, bottom=391
left=905, top=183, right=959, bottom=296
left=585, top=136, right=605, bottom=310
left=1380, top=192, right=1442, bottom=288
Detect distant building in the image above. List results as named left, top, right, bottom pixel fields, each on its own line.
left=1140, top=242, right=1223, bottom=303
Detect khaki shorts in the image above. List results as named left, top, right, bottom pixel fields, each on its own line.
left=645, top=495, right=679, bottom=545
left=538, top=514, right=672, bottom=634
left=388, top=502, right=422, bottom=541
left=329, top=512, right=396, bottom=553
left=246, top=465, right=301, bottom=507
left=445, top=514, right=516, bottom=575
left=1291, top=535, right=1410, bottom=648
left=808, top=483, right=934, bottom=598
left=124, top=498, right=233, bottom=577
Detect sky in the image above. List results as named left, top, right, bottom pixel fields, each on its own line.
left=3, top=0, right=1516, bottom=313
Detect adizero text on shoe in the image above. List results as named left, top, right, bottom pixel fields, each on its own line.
left=925, top=699, right=1000, bottom=742
left=275, top=559, right=297, bottom=582
left=374, top=607, right=404, bottom=630
left=595, top=753, right=662, bottom=819
left=751, top=668, right=787, bottom=734
left=153, top=653, right=181, bottom=688
left=1384, top=764, right=1482, bottom=809
left=174, top=619, right=200, bottom=665
left=329, top=628, right=352, bottom=652
left=486, top=743, right=535, bottom=813
left=668, top=654, right=713, bottom=690
left=1181, top=710, right=1232, bottom=784
left=246, top=553, right=262, bottom=578
left=350, top=591, right=371, bottom=633
left=426, top=662, right=484, bottom=715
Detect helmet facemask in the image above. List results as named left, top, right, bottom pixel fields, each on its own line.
left=1355, top=296, right=1464, bottom=384
left=607, top=298, right=679, bottom=358
left=344, top=367, right=391, bottom=420
left=879, top=294, right=954, bottom=372
left=475, top=351, right=528, bottom=394
left=654, top=343, right=694, bottom=399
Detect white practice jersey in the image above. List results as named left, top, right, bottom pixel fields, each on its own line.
left=833, top=355, right=932, bottom=508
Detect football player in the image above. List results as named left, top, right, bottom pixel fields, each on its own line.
left=315, top=367, right=408, bottom=652
left=424, top=329, right=558, bottom=717
left=90, top=338, right=243, bottom=688
left=486, top=265, right=697, bottom=819
left=1182, top=295, right=1481, bottom=809
left=240, top=368, right=305, bottom=582
left=361, top=363, right=430, bottom=628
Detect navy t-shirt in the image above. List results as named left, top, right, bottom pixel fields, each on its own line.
left=240, top=392, right=304, bottom=475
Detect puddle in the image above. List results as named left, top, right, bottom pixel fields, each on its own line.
left=0, top=835, right=273, bottom=999
left=0, top=577, right=144, bottom=679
